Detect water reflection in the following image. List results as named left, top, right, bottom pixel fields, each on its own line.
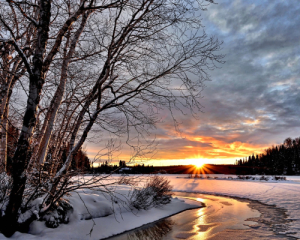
left=107, top=193, right=260, bottom=240
left=125, top=219, right=174, bottom=240
left=193, top=200, right=218, bottom=239
left=182, top=193, right=259, bottom=239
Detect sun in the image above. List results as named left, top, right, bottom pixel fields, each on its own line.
left=194, top=162, right=204, bottom=169
left=190, top=158, right=205, bottom=169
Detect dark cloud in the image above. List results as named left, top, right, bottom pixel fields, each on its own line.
left=88, top=0, right=300, bottom=164
left=153, top=0, right=300, bottom=163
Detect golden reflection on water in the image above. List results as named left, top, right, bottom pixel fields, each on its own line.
left=180, top=195, right=259, bottom=239
left=193, top=198, right=216, bottom=239
left=107, top=193, right=260, bottom=240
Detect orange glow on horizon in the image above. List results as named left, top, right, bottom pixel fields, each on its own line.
left=86, top=133, right=271, bottom=166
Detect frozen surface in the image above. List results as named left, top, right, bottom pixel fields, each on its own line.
left=109, top=193, right=267, bottom=240
left=168, top=174, right=300, bottom=238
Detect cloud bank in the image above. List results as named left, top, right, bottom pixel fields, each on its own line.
left=88, top=0, right=300, bottom=165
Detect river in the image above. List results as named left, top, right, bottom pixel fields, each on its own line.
left=106, top=192, right=294, bottom=240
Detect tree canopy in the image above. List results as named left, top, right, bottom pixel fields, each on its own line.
left=0, top=0, right=222, bottom=236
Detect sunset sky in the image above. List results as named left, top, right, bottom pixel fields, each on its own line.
left=87, top=0, right=300, bottom=166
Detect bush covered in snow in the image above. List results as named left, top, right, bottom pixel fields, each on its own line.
left=0, top=172, right=176, bottom=233
left=41, top=199, right=73, bottom=228
left=130, top=176, right=172, bottom=210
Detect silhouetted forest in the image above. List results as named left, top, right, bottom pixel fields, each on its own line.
left=91, top=161, right=155, bottom=174
left=236, top=137, right=300, bottom=175
left=5, top=123, right=90, bottom=174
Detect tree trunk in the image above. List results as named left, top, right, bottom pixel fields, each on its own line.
left=35, top=11, right=90, bottom=166
left=45, top=109, right=99, bottom=206
left=0, top=1, right=52, bottom=236
left=0, top=44, right=10, bottom=170
left=0, top=107, right=8, bottom=172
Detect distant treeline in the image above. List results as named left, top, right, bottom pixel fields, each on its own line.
left=91, top=161, right=155, bottom=174
left=236, top=137, right=300, bottom=175
left=91, top=163, right=254, bottom=175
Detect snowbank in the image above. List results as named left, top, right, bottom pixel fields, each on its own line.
left=0, top=183, right=202, bottom=240
left=179, top=174, right=287, bottom=182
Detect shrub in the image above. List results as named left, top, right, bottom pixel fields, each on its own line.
left=130, top=176, right=173, bottom=210
left=42, top=199, right=73, bottom=228
left=259, top=176, right=269, bottom=181
left=274, top=176, right=286, bottom=181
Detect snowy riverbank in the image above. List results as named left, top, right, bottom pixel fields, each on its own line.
left=1, top=174, right=300, bottom=239
left=0, top=181, right=202, bottom=240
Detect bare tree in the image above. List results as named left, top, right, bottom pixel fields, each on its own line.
left=0, top=0, right=223, bottom=236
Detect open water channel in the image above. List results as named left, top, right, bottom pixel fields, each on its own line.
left=106, top=192, right=295, bottom=240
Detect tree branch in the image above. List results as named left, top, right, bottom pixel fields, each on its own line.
left=0, top=38, right=33, bottom=76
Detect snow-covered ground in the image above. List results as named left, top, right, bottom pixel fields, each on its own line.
left=168, top=174, right=300, bottom=238
left=0, top=180, right=202, bottom=240
left=1, top=174, right=300, bottom=239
